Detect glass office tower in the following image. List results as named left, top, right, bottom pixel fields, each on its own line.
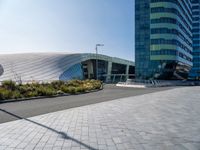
left=190, top=0, right=200, bottom=80
left=135, top=0, right=193, bottom=79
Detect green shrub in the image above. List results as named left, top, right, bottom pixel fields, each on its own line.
left=68, top=87, right=77, bottom=94
left=68, top=80, right=101, bottom=91
left=30, top=83, right=41, bottom=88
left=67, top=80, right=83, bottom=87
left=91, top=80, right=102, bottom=88
left=11, top=91, right=22, bottom=99
left=0, top=88, right=12, bottom=100
left=92, top=80, right=102, bottom=89
left=76, top=86, right=86, bottom=93
left=51, top=80, right=65, bottom=89
left=61, top=86, right=77, bottom=94
left=37, top=86, right=56, bottom=96
left=56, top=90, right=65, bottom=95
left=61, top=85, right=69, bottom=93
left=17, top=85, right=30, bottom=94
left=0, top=79, right=102, bottom=100
left=0, top=88, right=22, bottom=100
left=1, top=80, right=17, bottom=90
left=45, top=88, right=57, bottom=96
left=24, top=91, right=38, bottom=98
left=17, top=85, right=26, bottom=93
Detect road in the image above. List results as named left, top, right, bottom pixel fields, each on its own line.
left=0, top=84, right=173, bottom=123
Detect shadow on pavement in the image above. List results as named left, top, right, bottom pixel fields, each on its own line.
left=0, top=109, right=97, bottom=150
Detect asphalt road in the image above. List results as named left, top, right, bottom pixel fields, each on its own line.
left=0, top=84, right=174, bottom=124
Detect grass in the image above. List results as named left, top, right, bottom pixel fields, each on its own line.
left=0, top=79, right=102, bottom=101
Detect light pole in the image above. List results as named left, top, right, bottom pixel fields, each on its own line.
left=95, top=44, right=104, bottom=80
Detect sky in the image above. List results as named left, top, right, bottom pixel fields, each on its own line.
left=0, top=0, right=134, bottom=61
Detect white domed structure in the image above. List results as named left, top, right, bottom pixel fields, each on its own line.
left=0, top=53, right=134, bottom=83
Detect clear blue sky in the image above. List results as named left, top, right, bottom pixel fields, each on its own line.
left=0, top=0, right=134, bottom=61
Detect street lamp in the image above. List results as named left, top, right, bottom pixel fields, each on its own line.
left=95, top=44, right=104, bottom=80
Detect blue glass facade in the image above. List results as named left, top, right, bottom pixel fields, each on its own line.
left=59, top=63, right=84, bottom=81
left=135, top=0, right=151, bottom=79
left=189, top=0, right=200, bottom=79
left=135, top=0, right=194, bottom=79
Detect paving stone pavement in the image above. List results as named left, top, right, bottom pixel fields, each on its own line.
left=0, top=87, right=200, bottom=150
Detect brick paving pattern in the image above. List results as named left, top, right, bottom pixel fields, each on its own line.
left=0, top=87, right=200, bottom=150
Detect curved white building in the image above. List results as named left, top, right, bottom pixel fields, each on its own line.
left=0, top=53, right=134, bottom=82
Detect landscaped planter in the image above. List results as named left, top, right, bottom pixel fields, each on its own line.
left=0, top=80, right=102, bottom=103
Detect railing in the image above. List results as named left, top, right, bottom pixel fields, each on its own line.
left=123, top=79, right=200, bottom=87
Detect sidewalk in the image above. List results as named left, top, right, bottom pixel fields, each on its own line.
left=0, top=87, right=200, bottom=150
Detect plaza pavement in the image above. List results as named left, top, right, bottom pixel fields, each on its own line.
left=0, top=86, right=200, bottom=150
left=0, top=85, right=172, bottom=124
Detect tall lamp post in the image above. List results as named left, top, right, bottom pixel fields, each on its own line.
left=95, top=44, right=104, bottom=80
